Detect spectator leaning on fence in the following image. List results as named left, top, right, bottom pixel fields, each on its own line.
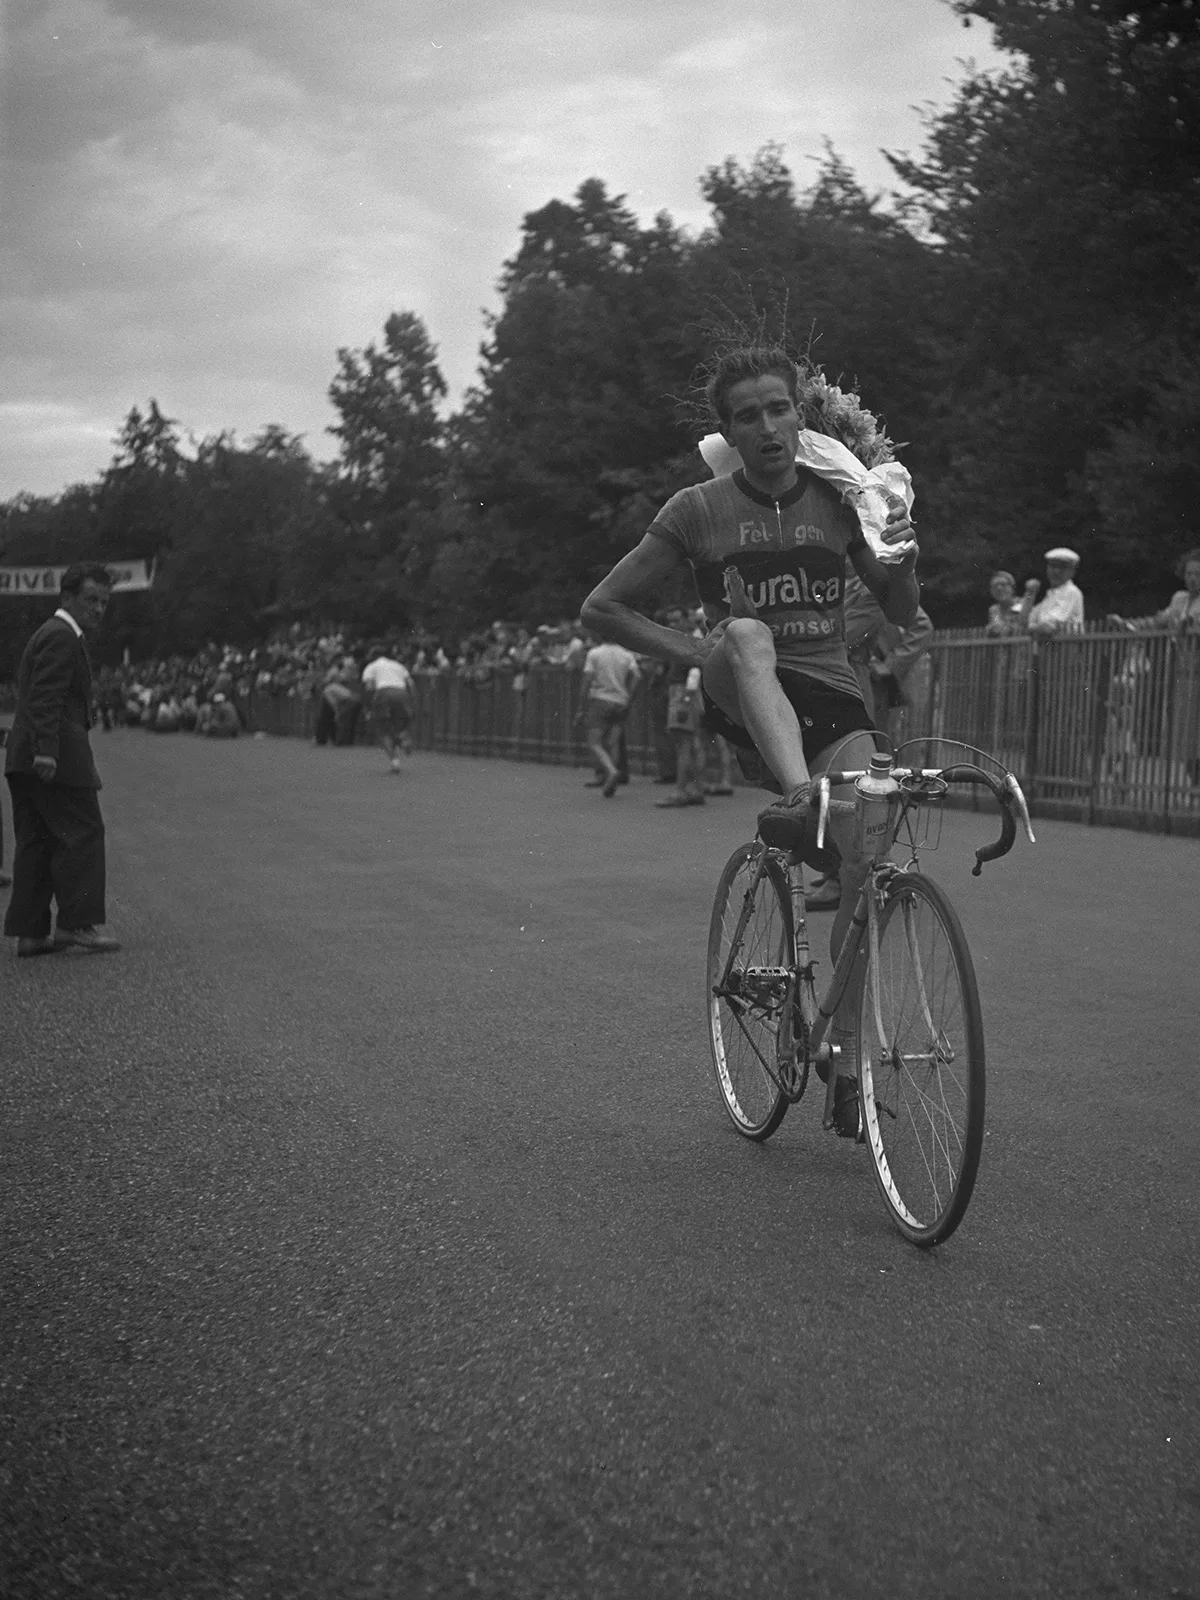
left=986, top=571, right=1026, bottom=636
left=1022, top=548, right=1085, bottom=636
left=1108, top=548, right=1200, bottom=635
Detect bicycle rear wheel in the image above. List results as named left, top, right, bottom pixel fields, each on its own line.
left=858, top=872, right=984, bottom=1246
left=707, top=844, right=793, bottom=1140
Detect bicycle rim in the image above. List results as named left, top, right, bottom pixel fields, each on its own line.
left=707, top=844, right=792, bottom=1140
left=858, top=873, right=985, bottom=1245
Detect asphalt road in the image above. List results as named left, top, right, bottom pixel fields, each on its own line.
left=2, top=731, right=1198, bottom=1600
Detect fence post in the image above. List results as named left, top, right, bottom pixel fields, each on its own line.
left=1161, top=635, right=1178, bottom=835
left=1086, top=635, right=1112, bottom=826
left=1022, top=639, right=1041, bottom=810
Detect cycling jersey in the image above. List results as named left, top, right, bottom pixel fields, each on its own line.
left=648, top=468, right=866, bottom=702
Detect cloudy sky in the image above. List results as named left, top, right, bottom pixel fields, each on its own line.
left=1, top=0, right=1010, bottom=501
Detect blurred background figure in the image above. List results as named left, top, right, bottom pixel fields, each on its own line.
left=361, top=644, right=415, bottom=772
left=1108, top=546, right=1200, bottom=788
left=579, top=633, right=640, bottom=798
left=985, top=570, right=1025, bottom=636
left=655, top=608, right=706, bottom=810
left=867, top=609, right=935, bottom=746
left=1023, top=548, right=1084, bottom=635
left=1108, top=547, right=1200, bottom=636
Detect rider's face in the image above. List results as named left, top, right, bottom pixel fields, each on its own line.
left=1185, top=560, right=1200, bottom=595
left=722, top=375, right=800, bottom=487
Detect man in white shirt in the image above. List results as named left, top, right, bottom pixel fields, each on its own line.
left=1023, top=548, right=1085, bottom=635
left=361, top=647, right=415, bottom=772
left=580, top=638, right=641, bottom=798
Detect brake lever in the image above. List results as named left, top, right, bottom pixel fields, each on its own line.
left=1005, top=773, right=1036, bottom=843
left=816, top=775, right=831, bottom=851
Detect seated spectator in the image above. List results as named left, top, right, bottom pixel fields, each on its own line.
left=203, top=693, right=240, bottom=738
left=152, top=694, right=182, bottom=732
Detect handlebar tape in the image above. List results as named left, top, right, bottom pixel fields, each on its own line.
left=935, top=765, right=1018, bottom=875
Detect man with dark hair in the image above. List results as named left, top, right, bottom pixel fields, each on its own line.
left=4, top=562, right=121, bottom=956
left=582, top=346, right=918, bottom=1090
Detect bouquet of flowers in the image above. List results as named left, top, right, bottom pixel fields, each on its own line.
left=797, top=371, right=897, bottom=469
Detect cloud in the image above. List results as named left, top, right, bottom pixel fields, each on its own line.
left=0, top=0, right=1010, bottom=498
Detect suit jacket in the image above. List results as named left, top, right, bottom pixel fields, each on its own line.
left=4, top=616, right=102, bottom=788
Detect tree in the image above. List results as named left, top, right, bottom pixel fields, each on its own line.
left=327, top=312, right=446, bottom=514
left=452, top=181, right=703, bottom=623
left=884, top=0, right=1200, bottom=611
left=94, top=401, right=185, bottom=573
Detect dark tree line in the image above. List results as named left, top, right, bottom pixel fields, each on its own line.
left=3, top=0, right=1197, bottom=674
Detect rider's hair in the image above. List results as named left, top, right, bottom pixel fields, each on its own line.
left=1177, top=546, right=1200, bottom=577
left=706, top=345, right=802, bottom=430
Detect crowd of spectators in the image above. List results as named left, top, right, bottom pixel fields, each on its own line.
left=86, top=549, right=1199, bottom=760
left=90, top=617, right=606, bottom=741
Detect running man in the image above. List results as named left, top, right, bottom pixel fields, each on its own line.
left=361, top=645, right=415, bottom=772
left=581, top=345, right=919, bottom=1040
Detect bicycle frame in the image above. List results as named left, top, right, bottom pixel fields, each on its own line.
left=717, top=752, right=1034, bottom=1122
left=709, top=743, right=1031, bottom=1242
left=713, top=841, right=893, bottom=1115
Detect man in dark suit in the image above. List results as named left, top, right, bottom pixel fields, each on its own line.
left=4, top=562, right=121, bottom=956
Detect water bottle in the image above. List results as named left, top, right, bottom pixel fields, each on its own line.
left=854, top=754, right=900, bottom=857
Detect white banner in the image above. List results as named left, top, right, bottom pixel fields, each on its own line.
left=0, top=559, right=155, bottom=597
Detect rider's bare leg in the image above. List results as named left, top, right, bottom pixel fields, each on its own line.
left=809, top=731, right=880, bottom=1048
left=700, top=619, right=810, bottom=793
left=705, top=625, right=879, bottom=1015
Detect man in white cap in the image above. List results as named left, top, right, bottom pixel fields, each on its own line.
left=1023, top=548, right=1084, bottom=635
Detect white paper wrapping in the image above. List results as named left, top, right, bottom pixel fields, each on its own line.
left=698, top=430, right=916, bottom=565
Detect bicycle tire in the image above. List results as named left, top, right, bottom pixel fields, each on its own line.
left=857, top=872, right=985, bottom=1246
left=706, top=843, right=792, bottom=1140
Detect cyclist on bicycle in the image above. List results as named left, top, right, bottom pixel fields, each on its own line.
left=580, top=344, right=920, bottom=979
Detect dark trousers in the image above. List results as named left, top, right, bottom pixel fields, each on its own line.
left=314, top=698, right=337, bottom=745
left=3, top=774, right=106, bottom=937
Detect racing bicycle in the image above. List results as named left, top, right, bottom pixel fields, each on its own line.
left=706, top=739, right=1035, bottom=1247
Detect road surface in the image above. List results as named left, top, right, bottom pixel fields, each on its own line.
left=3, top=732, right=1198, bottom=1598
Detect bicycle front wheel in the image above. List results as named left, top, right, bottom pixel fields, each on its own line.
left=707, top=844, right=792, bottom=1141
left=858, top=872, right=985, bottom=1246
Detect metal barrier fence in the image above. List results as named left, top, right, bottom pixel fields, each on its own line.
left=915, top=629, right=1199, bottom=833
left=251, top=669, right=672, bottom=777
left=249, top=629, right=1200, bottom=835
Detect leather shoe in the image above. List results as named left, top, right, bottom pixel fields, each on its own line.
left=17, top=935, right=63, bottom=958
left=55, top=925, right=121, bottom=954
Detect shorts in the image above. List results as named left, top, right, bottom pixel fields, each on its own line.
left=701, top=668, right=876, bottom=790
left=586, top=698, right=629, bottom=741
left=373, top=687, right=412, bottom=735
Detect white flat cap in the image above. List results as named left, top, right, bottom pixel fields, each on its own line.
left=1044, top=547, right=1080, bottom=564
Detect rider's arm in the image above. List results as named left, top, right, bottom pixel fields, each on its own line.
left=582, top=534, right=707, bottom=668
